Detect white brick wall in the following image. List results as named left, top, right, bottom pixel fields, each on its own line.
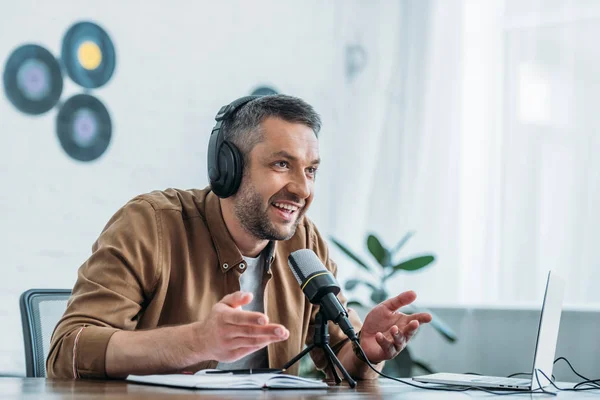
left=0, top=0, right=341, bottom=375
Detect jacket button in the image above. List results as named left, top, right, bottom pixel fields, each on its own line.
left=223, top=263, right=229, bottom=269
left=239, top=263, right=246, bottom=270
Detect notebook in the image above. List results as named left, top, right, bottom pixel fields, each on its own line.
left=413, top=270, right=565, bottom=390
left=127, top=370, right=328, bottom=390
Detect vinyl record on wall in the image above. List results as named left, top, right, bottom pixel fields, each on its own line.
left=61, top=22, right=116, bottom=89
left=56, top=94, right=112, bottom=162
left=3, top=44, right=63, bottom=115
left=251, top=86, right=279, bottom=96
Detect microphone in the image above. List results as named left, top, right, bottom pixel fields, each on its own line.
left=288, top=249, right=358, bottom=342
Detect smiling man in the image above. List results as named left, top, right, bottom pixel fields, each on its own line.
left=47, top=95, right=431, bottom=380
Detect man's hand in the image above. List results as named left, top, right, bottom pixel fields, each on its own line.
left=105, top=291, right=288, bottom=377
left=193, top=291, right=289, bottom=363
left=359, top=290, right=432, bottom=364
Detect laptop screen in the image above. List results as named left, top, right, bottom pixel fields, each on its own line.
left=529, top=271, right=565, bottom=390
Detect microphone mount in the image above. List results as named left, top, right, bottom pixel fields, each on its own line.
left=282, top=310, right=357, bottom=388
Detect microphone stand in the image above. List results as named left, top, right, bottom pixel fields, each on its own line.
left=282, top=310, right=357, bottom=388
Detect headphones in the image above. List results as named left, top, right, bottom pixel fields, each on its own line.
left=207, top=95, right=263, bottom=198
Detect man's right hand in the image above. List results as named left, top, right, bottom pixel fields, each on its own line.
left=105, top=291, right=288, bottom=377
left=192, top=291, right=289, bottom=363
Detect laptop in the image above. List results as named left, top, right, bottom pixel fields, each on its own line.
left=413, top=270, right=565, bottom=390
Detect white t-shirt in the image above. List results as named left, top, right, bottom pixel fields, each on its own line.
left=216, top=252, right=268, bottom=370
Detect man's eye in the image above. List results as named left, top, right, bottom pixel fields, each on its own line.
left=274, top=161, right=289, bottom=168
left=307, top=167, right=318, bottom=175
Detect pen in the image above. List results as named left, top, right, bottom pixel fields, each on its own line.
left=205, top=368, right=284, bottom=375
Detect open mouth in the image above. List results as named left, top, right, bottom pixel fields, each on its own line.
left=271, top=202, right=300, bottom=222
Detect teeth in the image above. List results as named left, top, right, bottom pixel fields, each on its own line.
left=273, top=202, right=299, bottom=212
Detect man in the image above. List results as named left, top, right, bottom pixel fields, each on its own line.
left=47, top=94, right=432, bottom=380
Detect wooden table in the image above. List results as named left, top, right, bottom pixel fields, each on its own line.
left=1, top=377, right=596, bottom=399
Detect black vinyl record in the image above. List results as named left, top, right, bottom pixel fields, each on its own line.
left=251, top=86, right=278, bottom=96
left=61, top=22, right=116, bottom=89
left=3, top=44, right=63, bottom=115
left=56, top=94, right=112, bottom=162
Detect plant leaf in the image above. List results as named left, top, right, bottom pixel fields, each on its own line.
left=390, top=231, right=415, bottom=255
left=344, top=279, right=376, bottom=292
left=394, top=255, right=435, bottom=271
left=386, top=255, right=435, bottom=280
left=346, top=300, right=365, bottom=309
left=412, top=358, right=436, bottom=374
left=329, top=237, right=371, bottom=271
left=370, top=288, right=388, bottom=304
left=416, top=307, right=457, bottom=342
left=428, top=312, right=457, bottom=342
left=367, top=234, right=390, bottom=267
left=399, top=304, right=457, bottom=342
left=345, top=279, right=359, bottom=291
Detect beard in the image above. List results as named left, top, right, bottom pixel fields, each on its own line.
left=233, top=180, right=304, bottom=241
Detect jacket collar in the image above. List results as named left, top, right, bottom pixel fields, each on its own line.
left=205, top=190, right=277, bottom=273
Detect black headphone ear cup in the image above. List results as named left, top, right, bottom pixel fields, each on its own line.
left=214, top=141, right=244, bottom=198
left=208, top=95, right=261, bottom=198
left=227, top=141, right=244, bottom=195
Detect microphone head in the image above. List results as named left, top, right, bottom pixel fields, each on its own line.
left=288, top=249, right=340, bottom=304
left=288, top=249, right=357, bottom=341
left=288, top=249, right=328, bottom=285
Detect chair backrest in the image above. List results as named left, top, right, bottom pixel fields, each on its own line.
left=20, top=289, right=72, bottom=377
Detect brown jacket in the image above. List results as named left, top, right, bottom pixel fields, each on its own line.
left=47, top=187, right=362, bottom=379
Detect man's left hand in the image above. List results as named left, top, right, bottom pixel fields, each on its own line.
left=358, top=290, right=432, bottom=364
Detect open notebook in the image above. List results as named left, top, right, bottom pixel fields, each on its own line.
left=127, top=370, right=328, bottom=390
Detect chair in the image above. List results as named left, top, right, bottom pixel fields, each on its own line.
left=20, top=289, right=72, bottom=377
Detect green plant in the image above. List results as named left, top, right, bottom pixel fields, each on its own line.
left=330, top=232, right=457, bottom=377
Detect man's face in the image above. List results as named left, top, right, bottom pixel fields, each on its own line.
left=233, top=117, right=320, bottom=241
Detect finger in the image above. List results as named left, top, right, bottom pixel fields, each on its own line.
left=220, top=291, right=253, bottom=308
left=401, top=320, right=420, bottom=341
left=390, top=326, right=406, bottom=350
left=375, top=332, right=395, bottom=356
left=230, top=324, right=289, bottom=339
left=407, top=312, right=432, bottom=324
left=226, top=345, right=265, bottom=362
left=224, top=309, right=270, bottom=326
left=380, top=290, right=417, bottom=311
left=230, top=332, right=288, bottom=349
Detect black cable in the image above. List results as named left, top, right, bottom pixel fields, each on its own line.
left=532, top=369, right=559, bottom=395
left=535, top=368, right=600, bottom=392
left=506, top=371, right=555, bottom=381
left=350, top=343, right=600, bottom=395
left=459, top=355, right=599, bottom=391
left=352, top=340, right=556, bottom=396
left=574, top=379, right=600, bottom=390
left=552, top=356, right=600, bottom=388
left=507, top=372, right=531, bottom=378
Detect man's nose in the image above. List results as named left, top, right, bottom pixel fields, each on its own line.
left=288, top=170, right=311, bottom=199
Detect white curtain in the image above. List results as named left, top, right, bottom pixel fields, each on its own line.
left=318, top=0, right=465, bottom=304
left=319, top=0, right=600, bottom=308
left=499, top=0, right=600, bottom=306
